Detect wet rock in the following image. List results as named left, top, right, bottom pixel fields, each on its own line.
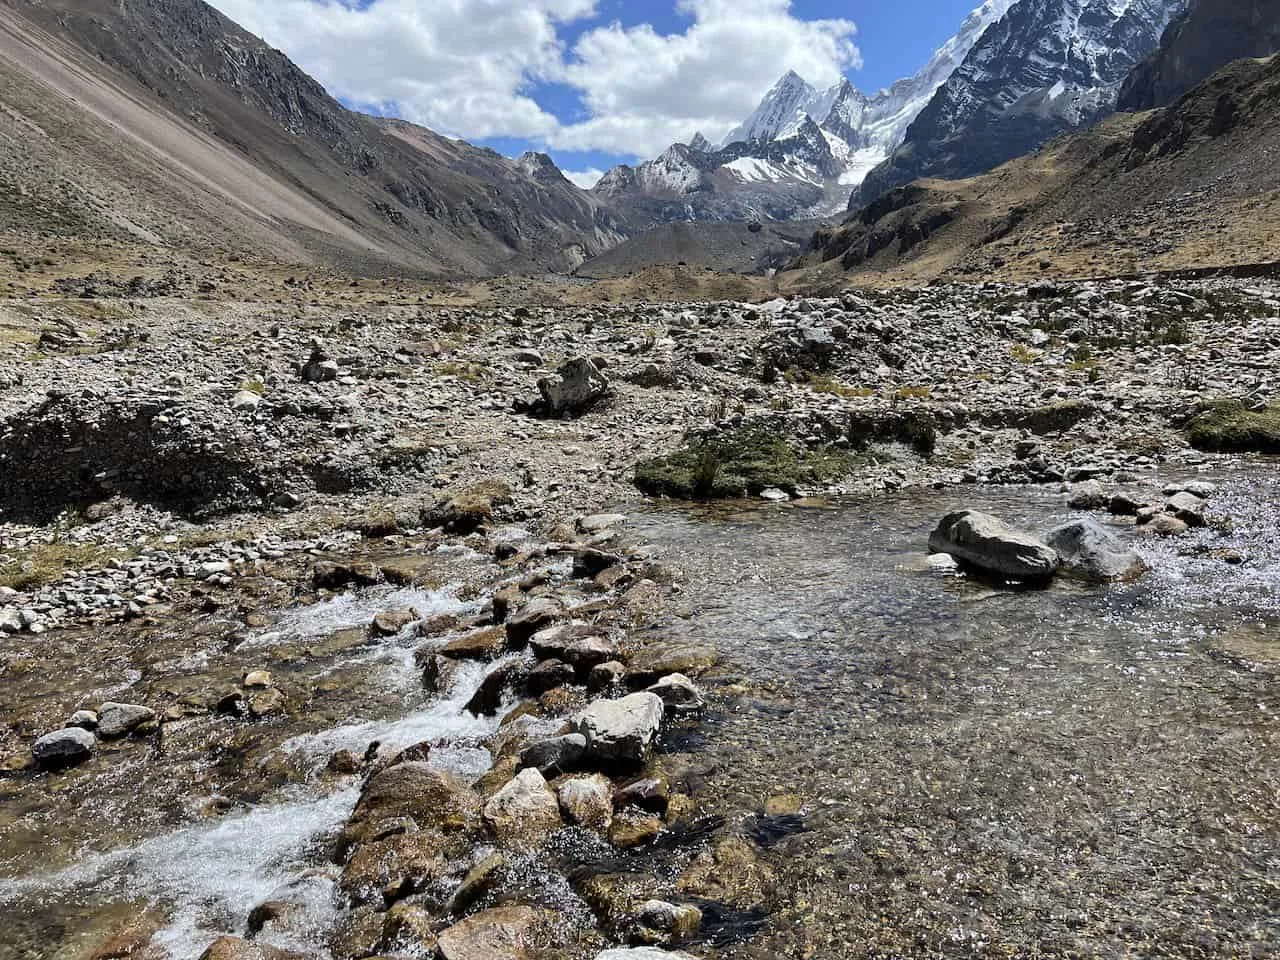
left=96, top=702, right=156, bottom=738
left=574, top=692, right=665, bottom=767
left=518, top=733, right=587, bottom=776
left=578, top=513, right=628, bottom=535
left=589, top=660, right=627, bottom=691
left=381, top=902, right=438, bottom=953
left=445, top=851, right=506, bottom=915
left=1108, top=492, right=1145, bottom=516
left=67, top=709, right=98, bottom=730
left=372, top=608, right=418, bottom=636
left=927, top=511, right=1059, bottom=583
left=32, top=726, right=95, bottom=769
left=635, top=900, right=703, bottom=943
left=505, top=597, right=565, bottom=646
left=342, top=762, right=481, bottom=850
left=558, top=775, right=614, bottom=831
left=1166, top=491, right=1207, bottom=527
left=537, top=357, right=609, bottom=418
left=199, top=936, right=305, bottom=960
left=646, top=674, right=705, bottom=715
left=530, top=624, right=617, bottom=671
left=341, top=831, right=447, bottom=901
left=246, top=900, right=297, bottom=936
left=526, top=658, right=576, bottom=694
left=1183, top=480, right=1217, bottom=499
left=437, top=905, right=540, bottom=960
left=614, top=777, right=670, bottom=816
left=419, top=651, right=459, bottom=694
left=1044, top=519, right=1147, bottom=583
left=466, top=661, right=529, bottom=716
left=482, top=767, right=563, bottom=847
left=574, top=548, right=622, bottom=578
left=1140, top=513, right=1190, bottom=537
left=243, top=671, right=273, bottom=689
left=247, top=687, right=287, bottom=719
left=625, top=643, right=717, bottom=684
left=441, top=625, right=508, bottom=660
left=1067, top=480, right=1107, bottom=510
left=609, top=812, right=665, bottom=849
left=327, top=749, right=362, bottom=775
left=313, top=561, right=382, bottom=590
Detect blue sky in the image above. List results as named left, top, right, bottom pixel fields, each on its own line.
left=213, top=0, right=992, bottom=185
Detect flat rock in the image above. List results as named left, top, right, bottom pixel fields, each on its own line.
left=927, top=510, right=1059, bottom=583
left=1044, top=518, right=1147, bottom=583
left=343, top=762, right=481, bottom=849
left=96, top=702, right=156, bottom=738
left=530, top=624, right=617, bottom=670
left=625, top=643, right=717, bottom=684
left=573, top=692, right=665, bottom=767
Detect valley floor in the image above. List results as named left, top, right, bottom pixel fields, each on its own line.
left=0, top=255, right=1277, bottom=959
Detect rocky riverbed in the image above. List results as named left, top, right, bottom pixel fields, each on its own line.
left=0, top=274, right=1277, bottom=959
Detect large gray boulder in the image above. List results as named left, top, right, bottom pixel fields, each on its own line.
left=32, top=727, right=95, bottom=768
left=928, top=510, right=1059, bottom=583
left=1044, top=518, right=1147, bottom=583
left=96, top=702, right=155, bottom=738
left=573, top=692, right=665, bottom=767
left=537, top=357, right=609, bottom=418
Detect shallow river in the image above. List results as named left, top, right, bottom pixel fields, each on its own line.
left=2, top=468, right=1278, bottom=959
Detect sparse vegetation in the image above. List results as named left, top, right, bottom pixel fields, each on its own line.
left=634, top=423, right=869, bottom=500
left=0, top=542, right=135, bottom=591
left=1187, top=400, right=1280, bottom=454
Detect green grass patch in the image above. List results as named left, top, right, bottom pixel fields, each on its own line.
left=1187, top=400, right=1280, bottom=454
left=634, top=423, right=872, bottom=500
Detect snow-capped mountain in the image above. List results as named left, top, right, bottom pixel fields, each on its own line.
left=854, top=0, right=1187, bottom=208
left=594, top=0, right=1016, bottom=223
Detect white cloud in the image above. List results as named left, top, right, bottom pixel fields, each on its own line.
left=209, top=0, right=861, bottom=161
left=562, top=167, right=605, bottom=189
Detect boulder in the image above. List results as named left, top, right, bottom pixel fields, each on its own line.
left=445, top=852, right=506, bottom=915
left=558, top=775, right=614, bottom=831
left=1166, top=491, right=1207, bottom=527
left=1067, top=480, right=1107, bottom=510
left=573, top=693, right=665, bottom=767
left=1140, top=513, right=1189, bottom=537
left=96, top=702, right=156, bottom=738
left=518, top=733, right=587, bottom=776
left=646, top=674, right=705, bottom=715
left=927, top=511, right=1059, bottom=583
left=482, top=767, right=563, bottom=847
left=537, top=357, right=609, bottom=418
left=505, top=597, right=564, bottom=646
left=1044, top=519, right=1147, bottom=583
left=625, top=643, right=717, bottom=684
left=437, top=905, right=540, bottom=960
left=530, top=624, right=617, bottom=670
left=32, top=727, right=95, bottom=769
left=372, top=608, right=418, bottom=636
left=342, top=762, right=481, bottom=850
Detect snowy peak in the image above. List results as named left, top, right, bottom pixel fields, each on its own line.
left=855, top=0, right=1187, bottom=207
left=720, top=70, right=822, bottom=145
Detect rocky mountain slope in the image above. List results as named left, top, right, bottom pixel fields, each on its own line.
left=797, top=52, right=1280, bottom=283
left=0, top=0, right=625, bottom=276
left=593, top=0, right=1014, bottom=224
left=854, top=0, right=1186, bottom=209
left=1118, top=0, right=1280, bottom=110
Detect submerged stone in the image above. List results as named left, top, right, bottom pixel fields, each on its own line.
left=1044, top=518, right=1147, bottom=583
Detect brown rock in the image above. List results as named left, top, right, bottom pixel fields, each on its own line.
left=372, top=609, right=418, bottom=636
left=505, top=597, right=565, bottom=646
left=558, top=775, right=614, bottom=831
left=625, top=643, right=717, bottom=684
left=436, top=906, right=539, bottom=960
left=608, top=813, right=664, bottom=849
left=380, top=902, right=439, bottom=954
left=440, top=625, right=508, bottom=660
left=342, top=762, right=481, bottom=850
left=198, top=937, right=305, bottom=960
left=341, top=832, right=448, bottom=902
left=482, top=767, right=562, bottom=847
left=445, top=852, right=506, bottom=914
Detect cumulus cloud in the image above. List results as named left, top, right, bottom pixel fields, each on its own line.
left=209, top=0, right=861, bottom=160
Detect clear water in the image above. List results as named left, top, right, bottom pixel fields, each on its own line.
left=628, top=464, right=1280, bottom=958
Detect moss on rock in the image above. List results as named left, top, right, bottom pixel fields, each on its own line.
left=1187, top=401, right=1280, bottom=454
left=634, top=424, right=868, bottom=500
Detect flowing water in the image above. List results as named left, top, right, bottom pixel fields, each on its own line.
left=2, top=469, right=1279, bottom=959
left=630, top=464, right=1280, bottom=958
